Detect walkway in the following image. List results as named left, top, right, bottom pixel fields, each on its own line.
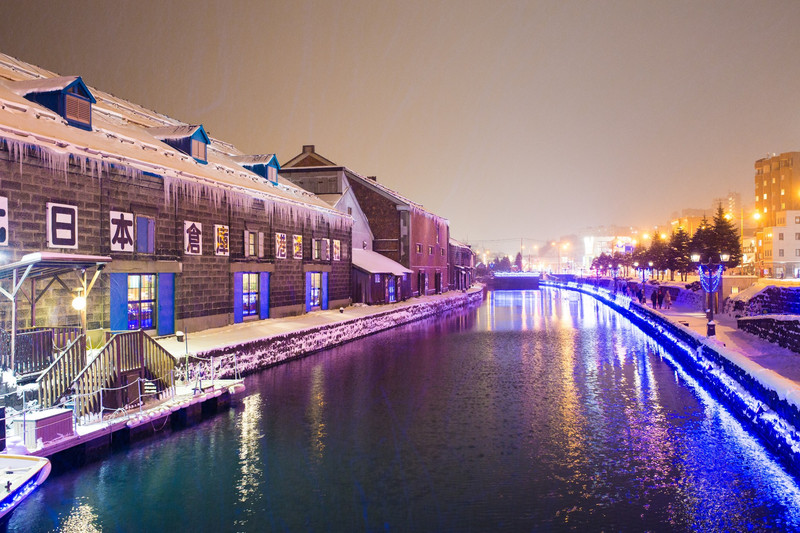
left=643, top=301, right=800, bottom=386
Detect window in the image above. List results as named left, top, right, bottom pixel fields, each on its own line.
left=779, top=233, right=784, bottom=240
left=796, top=249, right=800, bottom=257
left=416, top=243, right=422, bottom=254
left=313, top=238, right=330, bottom=260
left=441, top=248, right=445, bottom=256
left=65, top=93, right=91, bottom=126
left=428, top=245, right=434, bottom=255
left=247, top=232, right=256, bottom=256
left=128, top=274, right=155, bottom=330
left=779, top=249, right=785, bottom=257
left=782, top=189, right=786, bottom=196
left=191, top=138, right=207, bottom=162
left=796, top=216, right=800, bottom=224
left=333, top=239, right=341, bottom=261
left=795, top=233, right=800, bottom=240
left=309, top=272, right=322, bottom=307
left=242, top=273, right=259, bottom=317
left=136, top=215, right=155, bottom=254
left=275, top=233, right=287, bottom=259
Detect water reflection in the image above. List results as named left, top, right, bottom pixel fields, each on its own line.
left=234, top=393, right=264, bottom=529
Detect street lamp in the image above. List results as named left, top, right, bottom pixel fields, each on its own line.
left=691, top=252, right=730, bottom=337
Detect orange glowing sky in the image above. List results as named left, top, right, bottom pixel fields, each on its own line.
left=2, top=0, right=800, bottom=248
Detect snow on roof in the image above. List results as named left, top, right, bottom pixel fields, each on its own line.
left=231, top=154, right=278, bottom=165
left=147, top=125, right=203, bottom=140
left=8, top=76, right=80, bottom=96
left=0, top=52, right=344, bottom=217
left=352, top=248, right=412, bottom=275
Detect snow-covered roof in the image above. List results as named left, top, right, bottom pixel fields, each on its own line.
left=0, top=53, right=344, bottom=218
left=9, top=76, right=81, bottom=96
left=231, top=154, right=278, bottom=165
left=147, top=125, right=204, bottom=141
left=352, top=248, right=412, bottom=275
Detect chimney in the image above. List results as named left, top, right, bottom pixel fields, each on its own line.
left=302, top=145, right=315, bottom=153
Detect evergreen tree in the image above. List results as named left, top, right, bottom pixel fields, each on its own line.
left=689, top=216, right=713, bottom=261
left=711, top=204, right=742, bottom=268
left=667, top=227, right=691, bottom=281
left=648, top=233, right=670, bottom=279
left=514, top=252, right=523, bottom=271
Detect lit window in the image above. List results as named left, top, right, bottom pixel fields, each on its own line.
left=128, top=274, right=155, bottom=330
left=416, top=243, right=422, bottom=254
left=309, top=272, right=322, bottom=307
left=242, top=273, right=258, bottom=317
left=782, top=189, right=786, bottom=196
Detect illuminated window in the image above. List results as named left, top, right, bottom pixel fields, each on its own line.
left=782, top=189, right=786, bottom=196
left=428, top=245, right=434, bottom=255
left=309, top=272, right=322, bottom=307
left=128, top=274, right=155, bottom=330
left=242, top=273, right=258, bottom=317
left=416, top=243, right=422, bottom=254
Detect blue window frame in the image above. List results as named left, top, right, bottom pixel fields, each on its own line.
left=128, top=274, right=155, bottom=330
left=243, top=272, right=259, bottom=317
left=310, top=272, right=322, bottom=308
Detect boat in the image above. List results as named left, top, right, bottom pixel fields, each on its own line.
left=0, top=455, right=51, bottom=530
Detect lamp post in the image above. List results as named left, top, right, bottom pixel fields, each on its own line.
left=691, top=252, right=730, bottom=337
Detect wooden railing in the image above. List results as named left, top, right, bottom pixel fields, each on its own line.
left=36, top=334, right=86, bottom=409
left=20, top=326, right=81, bottom=350
left=0, top=326, right=82, bottom=376
left=141, top=331, right=175, bottom=392
left=72, top=330, right=176, bottom=418
left=11, top=329, right=53, bottom=376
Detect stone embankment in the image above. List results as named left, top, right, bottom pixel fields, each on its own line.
left=544, top=280, right=800, bottom=475
left=199, top=289, right=485, bottom=378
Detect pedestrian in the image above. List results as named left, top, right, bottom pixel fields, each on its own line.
left=664, top=290, right=672, bottom=309
left=657, top=288, right=664, bottom=309
left=638, top=287, right=644, bottom=304
left=650, top=289, right=657, bottom=309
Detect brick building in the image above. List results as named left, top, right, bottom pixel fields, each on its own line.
left=449, top=238, right=474, bottom=291
left=281, top=145, right=450, bottom=297
left=0, top=54, right=352, bottom=343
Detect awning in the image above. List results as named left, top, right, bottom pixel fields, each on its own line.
left=0, top=252, right=111, bottom=284
left=352, top=248, right=412, bottom=276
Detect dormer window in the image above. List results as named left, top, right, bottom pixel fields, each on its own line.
left=148, top=124, right=210, bottom=164
left=231, top=153, right=280, bottom=186
left=11, top=76, right=96, bottom=131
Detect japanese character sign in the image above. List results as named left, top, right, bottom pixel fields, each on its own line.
left=293, top=235, right=303, bottom=259
left=109, top=210, right=134, bottom=252
left=275, top=233, right=287, bottom=259
left=215, top=224, right=229, bottom=256
left=0, top=196, right=7, bottom=247
left=47, top=202, right=78, bottom=249
left=184, top=221, right=203, bottom=255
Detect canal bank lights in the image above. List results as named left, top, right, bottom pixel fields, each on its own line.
left=691, top=252, right=730, bottom=337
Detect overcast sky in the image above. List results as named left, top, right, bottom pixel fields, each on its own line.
left=1, top=0, right=799, bottom=250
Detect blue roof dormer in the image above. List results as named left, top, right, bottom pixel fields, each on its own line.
left=232, top=154, right=280, bottom=186
left=148, top=124, right=210, bottom=164
left=11, top=76, right=96, bottom=131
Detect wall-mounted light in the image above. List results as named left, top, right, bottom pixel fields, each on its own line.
left=72, top=296, right=86, bottom=311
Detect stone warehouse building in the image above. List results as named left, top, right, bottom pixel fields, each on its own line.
left=0, top=53, right=352, bottom=343
left=281, top=145, right=450, bottom=299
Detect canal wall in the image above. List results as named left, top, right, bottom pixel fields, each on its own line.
left=198, top=289, right=485, bottom=378
left=543, top=280, right=800, bottom=475
left=738, top=315, right=800, bottom=352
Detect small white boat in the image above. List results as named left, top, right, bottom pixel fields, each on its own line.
left=0, top=455, right=51, bottom=529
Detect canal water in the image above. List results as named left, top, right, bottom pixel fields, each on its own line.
left=11, top=289, right=800, bottom=532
